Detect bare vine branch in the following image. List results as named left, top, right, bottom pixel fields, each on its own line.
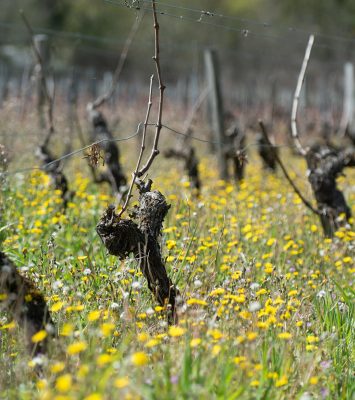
left=137, top=0, right=165, bottom=177
left=259, top=120, right=321, bottom=216
left=118, top=75, right=154, bottom=217
left=291, top=35, right=314, bottom=157
left=20, top=10, right=55, bottom=147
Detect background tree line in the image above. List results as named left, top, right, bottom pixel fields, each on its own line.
left=1, top=0, right=354, bottom=84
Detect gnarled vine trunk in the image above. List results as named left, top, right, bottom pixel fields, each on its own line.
left=306, top=145, right=355, bottom=236
left=87, top=107, right=127, bottom=194
left=0, top=252, right=54, bottom=355
left=96, top=181, right=178, bottom=323
left=36, top=145, right=74, bottom=208
left=164, top=147, right=201, bottom=192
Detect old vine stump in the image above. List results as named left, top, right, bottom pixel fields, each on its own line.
left=306, top=145, right=355, bottom=236
left=96, top=181, right=178, bottom=323
left=0, top=252, right=54, bottom=355
left=87, top=107, right=127, bottom=194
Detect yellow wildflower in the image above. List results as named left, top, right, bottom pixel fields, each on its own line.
left=190, top=338, right=202, bottom=348
left=115, top=377, right=129, bottom=389
left=66, top=341, right=87, bottom=355
left=55, top=374, right=72, bottom=393
left=96, top=354, right=113, bottom=367
left=278, top=332, right=292, bottom=340
left=100, top=322, right=115, bottom=337
left=88, top=310, right=101, bottom=322
left=50, top=362, right=66, bottom=374
left=31, top=330, right=47, bottom=343
left=275, top=376, right=288, bottom=387
left=168, top=326, right=186, bottom=337
left=209, top=288, right=225, bottom=296
left=51, top=302, right=64, bottom=312
left=212, top=345, right=221, bottom=356
left=84, top=394, right=103, bottom=400
left=131, top=352, right=148, bottom=367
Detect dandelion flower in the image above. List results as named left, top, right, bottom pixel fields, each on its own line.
left=84, top=394, right=103, bottom=400
left=50, top=301, right=64, bottom=312
left=131, top=352, right=148, bottom=366
left=250, top=380, right=260, bottom=387
left=100, top=322, right=115, bottom=337
left=190, top=338, right=202, bottom=348
left=212, top=345, right=221, bottom=356
left=275, top=376, right=288, bottom=387
left=55, top=374, right=72, bottom=393
left=168, top=326, right=186, bottom=337
left=88, top=310, right=101, bottom=322
left=66, top=341, right=87, bottom=355
left=309, top=376, right=318, bottom=385
left=50, top=362, right=65, bottom=374
left=306, top=335, right=319, bottom=344
left=31, top=330, right=47, bottom=343
left=278, top=332, right=292, bottom=340
left=115, top=376, right=130, bottom=389
left=96, top=354, right=113, bottom=366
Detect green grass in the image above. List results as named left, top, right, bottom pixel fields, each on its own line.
left=0, top=151, right=354, bottom=400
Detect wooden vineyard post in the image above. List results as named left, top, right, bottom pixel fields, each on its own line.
left=33, top=34, right=50, bottom=130
left=300, top=77, right=307, bottom=109
left=0, top=62, right=9, bottom=108
left=204, top=49, right=228, bottom=180
left=340, top=62, right=355, bottom=136
left=67, top=69, right=79, bottom=133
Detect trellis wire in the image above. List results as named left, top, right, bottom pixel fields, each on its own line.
left=104, top=0, right=355, bottom=53
left=2, top=122, right=298, bottom=177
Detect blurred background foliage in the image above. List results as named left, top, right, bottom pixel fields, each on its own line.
left=1, top=0, right=352, bottom=35
left=0, top=0, right=355, bottom=79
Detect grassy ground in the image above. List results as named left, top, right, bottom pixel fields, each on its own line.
left=0, top=118, right=354, bottom=399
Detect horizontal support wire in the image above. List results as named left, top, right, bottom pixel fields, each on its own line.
left=104, top=0, right=355, bottom=52
left=2, top=122, right=297, bottom=177
left=2, top=1, right=354, bottom=46
left=2, top=123, right=142, bottom=176
left=0, top=20, right=124, bottom=46
left=144, top=0, right=355, bottom=44
left=0, top=17, right=351, bottom=67
left=0, top=23, right=318, bottom=69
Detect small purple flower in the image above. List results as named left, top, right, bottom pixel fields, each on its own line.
left=321, top=387, right=329, bottom=399
left=170, top=375, right=179, bottom=384
left=320, top=360, right=332, bottom=371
